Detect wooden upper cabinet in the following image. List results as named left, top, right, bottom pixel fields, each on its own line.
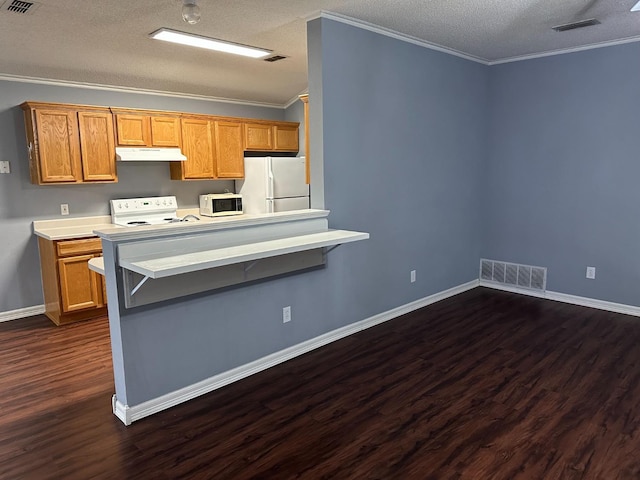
left=114, top=112, right=181, bottom=147
left=244, top=123, right=273, bottom=150
left=21, top=101, right=298, bottom=184
left=214, top=121, right=244, bottom=178
left=150, top=116, right=181, bottom=147
left=21, top=102, right=116, bottom=185
left=243, top=121, right=299, bottom=152
left=31, top=108, right=81, bottom=183
left=172, top=117, right=214, bottom=180
left=273, top=124, right=299, bottom=152
left=114, top=114, right=150, bottom=146
left=78, top=111, right=117, bottom=182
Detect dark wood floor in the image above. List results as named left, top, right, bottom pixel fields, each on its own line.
left=2, top=288, right=640, bottom=479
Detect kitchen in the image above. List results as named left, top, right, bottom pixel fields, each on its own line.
left=2, top=0, right=640, bottom=475
left=6, top=59, right=370, bottom=424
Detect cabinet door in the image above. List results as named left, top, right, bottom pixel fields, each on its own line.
left=214, top=121, right=244, bottom=178
left=115, top=114, right=150, bottom=146
left=78, top=111, right=117, bottom=182
left=97, top=255, right=107, bottom=307
left=58, top=254, right=102, bottom=312
left=151, top=116, right=181, bottom=147
left=273, top=124, right=299, bottom=152
left=180, top=118, right=214, bottom=179
left=34, top=109, right=81, bottom=183
left=244, top=123, right=273, bottom=150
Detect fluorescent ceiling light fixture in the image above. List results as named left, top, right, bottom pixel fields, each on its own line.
left=632, top=0, right=640, bottom=11
left=150, top=28, right=271, bottom=58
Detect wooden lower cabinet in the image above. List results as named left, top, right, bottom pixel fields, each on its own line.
left=38, top=237, right=107, bottom=325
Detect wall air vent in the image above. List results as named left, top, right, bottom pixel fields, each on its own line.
left=480, top=259, right=547, bottom=292
left=0, top=0, right=40, bottom=14
left=263, top=55, right=287, bottom=63
left=552, top=18, right=600, bottom=32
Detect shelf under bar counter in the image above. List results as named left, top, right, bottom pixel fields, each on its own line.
left=93, top=209, right=369, bottom=309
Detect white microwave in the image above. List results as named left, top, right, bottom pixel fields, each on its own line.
left=199, top=193, right=243, bottom=217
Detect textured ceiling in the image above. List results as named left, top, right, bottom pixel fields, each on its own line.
left=1, top=0, right=639, bottom=105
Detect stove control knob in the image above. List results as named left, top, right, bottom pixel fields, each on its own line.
left=125, top=203, right=129, bottom=209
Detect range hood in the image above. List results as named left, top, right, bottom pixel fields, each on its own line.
left=115, top=147, right=187, bottom=162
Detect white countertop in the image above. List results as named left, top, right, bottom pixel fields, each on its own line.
left=33, top=215, right=113, bottom=240
left=93, top=209, right=329, bottom=242
left=33, top=209, right=329, bottom=241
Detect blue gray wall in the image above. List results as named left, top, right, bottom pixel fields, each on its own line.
left=0, top=79, right=285, bottom=313
left=318, top=18, right=487, bottom=305
left=114, top=17, right=488, bottom=406
left=483, top=42, right=640, bottom=305
left=284, top=98, right=306, bottom=155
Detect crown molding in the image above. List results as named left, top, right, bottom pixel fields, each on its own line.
left=0, top=73, right=285, bottom=109
left=489, top=35, right=640, bottom=65
left=316, top=11, right=489, bottom=65
left=283, top=88, right=309, bottom=109
left=314, top=11, right=640, bottom=67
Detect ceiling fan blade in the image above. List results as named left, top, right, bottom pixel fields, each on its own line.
left=632, top=0, right=640, bottom=11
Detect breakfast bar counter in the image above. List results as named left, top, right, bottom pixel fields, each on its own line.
left=94, top=209, right=368, bottom=309
left=79, top=208, right=369, bottom=425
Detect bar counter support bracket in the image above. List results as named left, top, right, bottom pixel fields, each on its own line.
left=244, top=260, right=259, bottom=274
left=323, top=245, right=340, bottom=259
left=130, top=275, right=150, bottom=296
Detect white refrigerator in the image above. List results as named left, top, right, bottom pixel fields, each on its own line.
left=236, top=157, right=309, bottom=214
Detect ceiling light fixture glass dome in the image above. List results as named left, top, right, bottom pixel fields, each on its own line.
left=182, top=0, right=201, bottom=24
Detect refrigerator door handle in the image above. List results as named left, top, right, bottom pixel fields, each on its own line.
left=266, top=199, right=274, bottom=213
left=266, top=160, right=275, bottom=199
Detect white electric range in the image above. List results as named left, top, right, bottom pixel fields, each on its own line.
left=110, top=196, right=199, bottom=226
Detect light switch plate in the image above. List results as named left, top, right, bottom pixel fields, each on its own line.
left=0, top=161, right=10, bottom=174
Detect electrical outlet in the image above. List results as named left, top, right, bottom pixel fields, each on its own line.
left=586, top=266, right=596, bottom=279
left=60, top=204, right=69, bottom=216
left=282, top=306, right=291, bottom=323
left=410, top=270, right=416, bottom=283
left=0, top=161, right=10, bottom=174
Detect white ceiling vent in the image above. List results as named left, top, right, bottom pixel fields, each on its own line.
left=0, top=0, right=40, bottom=14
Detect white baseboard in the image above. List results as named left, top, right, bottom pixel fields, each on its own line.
left=545, top=290, right=640, bottom=317
left=0, top=304, right=45, bottom=323
left=479, top=280, right=640, bottom=317
left=113, top=279, right=479, bottom=425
